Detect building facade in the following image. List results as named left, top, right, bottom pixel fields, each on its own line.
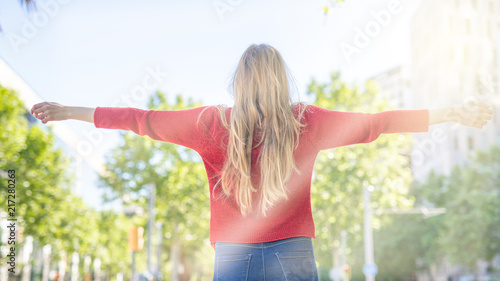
left=369, top=65, right=413, bottom=110
left=410, top=0, right=500, bottom=182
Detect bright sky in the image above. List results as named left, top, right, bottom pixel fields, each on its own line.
left=0, top=0, right=421, bottom=210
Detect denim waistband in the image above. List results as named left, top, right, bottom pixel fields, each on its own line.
left=214, top=236, right=312, bottom=249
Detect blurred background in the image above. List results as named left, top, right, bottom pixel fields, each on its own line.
left=0, top=0, right=499, bottom=280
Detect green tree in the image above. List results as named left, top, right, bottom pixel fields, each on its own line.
left=306, top=72, right=419, bottom=279
left=440, top=146, right=500, bottom=266
left=97, top=91, right=212, bottom=279
left=412, top=145, right=500, bottom=269
left=373, top=144, right=500, bottom=281
left=371, top=211, right=443, bottom=281
left=0, top=85, right=131, bottom=279
left=94, top=210, right=131, bottom=278
left=0, top=84, right=80, bottom=249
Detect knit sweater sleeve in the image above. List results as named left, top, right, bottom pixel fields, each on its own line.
left=93, top=106, right=213, bottom=153
left=306, top=105, right=429, bottom=151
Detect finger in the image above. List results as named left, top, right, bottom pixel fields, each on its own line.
left=31, top=102, right=47, bottom=113
left=472, top=101, right=490, bottom=108
left=479, top=113, right=492, bottom=120
left=477, top=120, right=487, bottom=127
left=34, top=105, right=48, bottom=115
left=475, top=113, right=492, bottom=121
left=34, top=105, right=47, bottom=115
left=31, top=103, right=41, bottom=115
left=480, top=107, right=494, bottom=114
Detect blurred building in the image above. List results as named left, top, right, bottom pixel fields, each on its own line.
left=498, top=29, right=500, bottom=100
left=369, top=65, right=413, bottom=110
left=410, top=0, right=500, bottom=182
left=369, top=64, right=429, bottom=186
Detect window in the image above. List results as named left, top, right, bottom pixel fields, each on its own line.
left=465, top=19, right=471, bottom=35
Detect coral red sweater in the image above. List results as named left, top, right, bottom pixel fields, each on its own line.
left=93, top=104, right=429, bottom=249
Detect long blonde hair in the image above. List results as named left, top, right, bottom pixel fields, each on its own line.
left=202, top=43, right=307, bottom=217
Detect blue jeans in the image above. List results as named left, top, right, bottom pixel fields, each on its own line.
left=213, top=236, right=320, bottom=281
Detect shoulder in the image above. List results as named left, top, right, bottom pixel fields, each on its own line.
left=300, top=104, right=341, bottom=119
left=301, top=104, right=323, bottom=112
left=194, top=104, right=232, bottom=128
left=292, top=102, right=324, bottom=121
left=292, top=103, right=324, bottom=113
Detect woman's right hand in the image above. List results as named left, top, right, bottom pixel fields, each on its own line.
left=448, top=101, right=493, bottom=129
left=30, top=101, right=69, bottom=124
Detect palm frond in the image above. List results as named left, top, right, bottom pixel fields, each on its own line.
left=19, top=0, right=37, bottom=11
left=0, top=0, right=37, bottom=32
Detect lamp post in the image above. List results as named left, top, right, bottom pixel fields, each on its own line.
left=363, top=185, right=377, bottom=281
left=123, top=194, right=145, bottom=281
left=146, top=183, right=156, bottom=275
left=155, top=222, right=163, bottom=278
left=122, top=183, right=157, bottom=280
left=362, top=185, right=447, bottom=281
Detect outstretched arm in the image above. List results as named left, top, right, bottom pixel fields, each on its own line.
left=30, top=101, right=212, bottom=153
left=429, top=101, right=493, bottom=128
left=30, top=102, right=95, bottom=124
left=307, top=100, right=494, bottom=151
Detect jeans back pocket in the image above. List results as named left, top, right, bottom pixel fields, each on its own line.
left=275, top=251, right=315, bottom=281
left=216, top=253, right=252, bottom=281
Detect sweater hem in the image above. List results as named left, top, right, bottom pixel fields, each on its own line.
left=210, top=232, right=316, bottom=250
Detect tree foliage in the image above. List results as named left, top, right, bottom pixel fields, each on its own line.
left=413, top=145, right=500, bottom=268
left=305, top=72, right=418, bottom=279
left=369, top=144, right=500, bottom=281
left=306, top=73, right=500, bottom=280
left=0, top=84, right=130, bottom=277
left=97, top=91, right=212, bottom=278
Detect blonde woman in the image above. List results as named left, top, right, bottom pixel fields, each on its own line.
left=31, top=43, right=493, bottom=281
